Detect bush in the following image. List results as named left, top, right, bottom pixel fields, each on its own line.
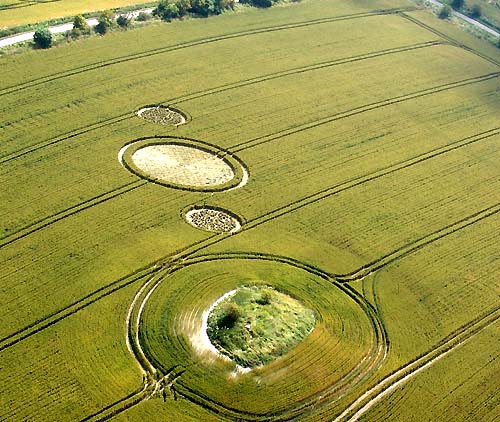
left=73, top=15, right=90, bottom=32
left=116, top=15, right=130, bottom=28
left=191, top=0, right=215, bottom=16
left=241, top=0, right=273, bottom=7
left=256, top=290, right=272, bottom=305
left=470, top=4, right=482, bottom=18
left=154, top=0, right=180, bottom=21
left=252, top=0, right=273, bottom=7
left=213, top=0, right=233, bottom=13
left=136, top=11, right=152, bottom=21
left=451, top=0, right=464, bottom=10
left=94, top=10, right=115, bottom=34
left=33, top=27, right=52, bottom=49
left=218, top=303, right=241, bottom=329
left=177, top=0, right=192, bottom=16
left=71, top=15, right=91, bottom=38
left=438, top=5, right=452, bottom=19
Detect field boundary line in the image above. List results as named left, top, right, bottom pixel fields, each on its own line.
left=333, top=306, right=500, bottom=422
left=0, top=40, right=442, bottom=165
left=227, top=128, right=500, bottom=239
left=171, top=40, right=445, bottom=105
left=231, top=72, right=500, bottom=152
left=0, top=267, right=156, bottom=351
left=0, top=180, right=146, bottom=248
left=400, top=12, right=500, bottom=67
left=0, top=7, right=415, bottom=97
left=336, top=203, right=500, bottom=282
left=0, top=113, right=131, bottom=164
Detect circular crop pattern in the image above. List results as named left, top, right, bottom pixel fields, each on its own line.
left=132, top=144, right=233, bottom=186
left=138, top=256, right=382, bottom=418
left=119, top=137, right=247, bottom=191
left=137, top=105, right=187, bottom=126
left=185, top=207, right=241, bottom=233
left=206, top=285, right=315, bottom=367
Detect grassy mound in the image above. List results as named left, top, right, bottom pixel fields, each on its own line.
left=206, top=285, right=315, bottom=367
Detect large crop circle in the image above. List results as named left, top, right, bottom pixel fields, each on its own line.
left=132, top=144, right=233, bottom=186
left=138, top=256, right=381, bottom=418
left=119, top=137, right=247, bottom=191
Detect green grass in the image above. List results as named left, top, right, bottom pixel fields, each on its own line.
left=0, top=0, right=499, bottom=420
left=206, top=285, right=316, bottom=367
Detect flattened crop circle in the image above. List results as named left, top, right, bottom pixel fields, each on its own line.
left=119, top=137, right=247, bottom=191
left=132, top=144, right=233, bottom=187
left=138, top=256, right=381, bottom=418
left=185, top=207, right=242, bottom=233
left=137, top=105, right=187, bottom=126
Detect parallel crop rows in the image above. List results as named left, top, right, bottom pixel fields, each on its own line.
left=1, top=3, right=499, bottom=421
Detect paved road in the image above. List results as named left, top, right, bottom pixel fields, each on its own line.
left=0, top=8, right=153, bottom=48
left=426, top=0, right=500, bottom=37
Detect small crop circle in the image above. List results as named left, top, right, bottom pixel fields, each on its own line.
left=185, top=208, right=241, bottom=233
left=137, top=105, right=187, bottom=126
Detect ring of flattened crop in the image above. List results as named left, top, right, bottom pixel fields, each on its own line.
left=138, top=255, right=380, bottom=418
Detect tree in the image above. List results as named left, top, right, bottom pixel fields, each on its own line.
left=94, top=10, right=115, bottom=35
left=470, top=4, right=482, bottom=18
left=116, top=15, right=130, bottom=28
left=177, top=0, right=192, bottom=16
left=241, top=0, right=273, bottom=7
left=451, top=0, right=464, bottom=10
left=136, top=11, right=151, bottom=21
left=213, top=0, right=232, bottom=14
left=73, top=15, right=90, bottom=31
left=191, top=0, right=215, bottom=17
left=438, top=5, right=452, bottom=19
left=71, top=15, right=91, bottom=38
left=154, top=0, right=180, bottom=21
left=33, top=27, right=52, bottom=49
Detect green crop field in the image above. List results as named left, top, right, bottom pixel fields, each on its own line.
left=0, top=0, right=499, bottom=420
left=0, top=0, right=153, bottom=28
